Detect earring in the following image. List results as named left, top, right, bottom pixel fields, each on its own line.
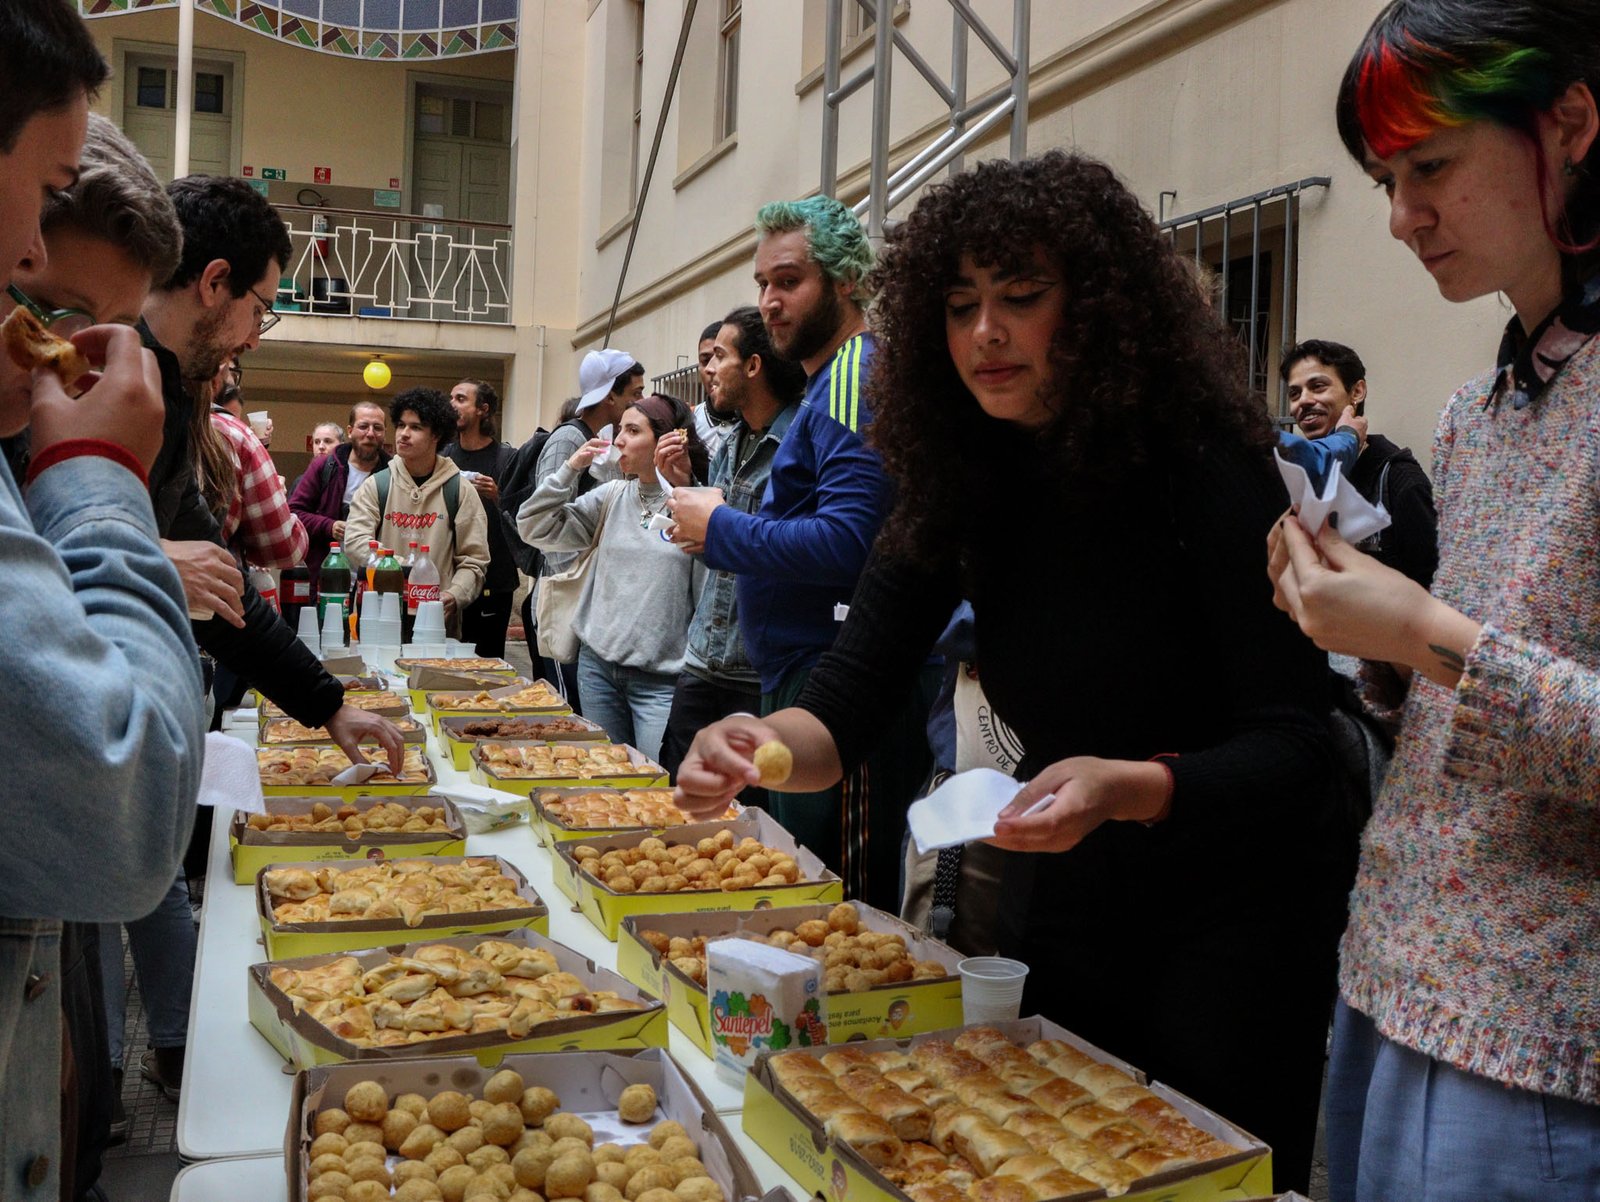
left=1564, top=156, right=1580, bottom=177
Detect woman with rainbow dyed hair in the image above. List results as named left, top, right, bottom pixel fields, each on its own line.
left=1270, top=2, right=1600, bottom=1197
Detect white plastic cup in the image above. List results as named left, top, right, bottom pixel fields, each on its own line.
left=247, top=410, right=270, bottom=439
left=361, top=591, right=382, bottom=622
left=320, top=605, right=345, bottom=650
left=378, top=592, right=401, bottom=623
left=958, top=956, right=1029, bottom=1024
left=445, top=639, right=471, bottom=658
left=295, top=606, right=319, bottom=640
left=414, top=600, right=446, bottom=633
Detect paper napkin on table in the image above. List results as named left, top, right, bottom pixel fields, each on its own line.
left=1274, top=449, right=1391, bottom=542
left=430, top=782, right=530, bottom=834
left=198, top=731, right=266, bottom=814
left=907, top=768, right=1050, bottom=854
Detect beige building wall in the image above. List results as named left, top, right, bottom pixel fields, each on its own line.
left=578, top=0, right=1509, bottom=470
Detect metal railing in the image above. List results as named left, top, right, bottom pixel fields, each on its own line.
left=651, top=364, right=706, bottom=408
left=271, top=203, right=513, bottom=325
left=822, top=0, right=1030, bottom=242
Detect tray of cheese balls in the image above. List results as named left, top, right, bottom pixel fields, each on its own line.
left=549, top=811, right=843, bottom=939
left=530, top=788, right=739, bottom=847
left=741, top=1020, right=1269, bottom=1202
left=470, top=742, right=669, bottom=793
left=437, top=715, right=611, bottom=770
left=258, top=745, right=438, bottom=797
left=615, top=902, right=964, bottom=1053
left=287, top=1048, right=780, bottom=1202
left=229, top=797, right=467, bottom=883
left=250, top=929, right=666, bottom=1068
left=258, top=856, right=550, bottom=959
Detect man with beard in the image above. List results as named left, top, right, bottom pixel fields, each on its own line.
left=667, top=198, right=936, bottom=912
left=443, top=379, right=517, bottom=656
left=289, top=400, right=391, bottom=591
left=691, top=319, right=738, bottom=459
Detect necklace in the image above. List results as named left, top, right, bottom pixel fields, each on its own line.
left=637, top=484, right=666, bottom=529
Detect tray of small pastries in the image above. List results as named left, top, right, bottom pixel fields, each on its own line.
left=257, top=745, right=437, bottom=796
left=257, top=855, right=549, bottom=959
left=470, top=742, right=668, bottom=794
left=284, top=1047, right=771, bottom=1202
left=743, top=1019, right=1269, bottom=1202
left=229, top=796, right=467, bottom=884
left=426, top=680, right=572, bottom=724
left=249, top=928, right=666, bottom=1067
left=395, top=655, right=517, bottom=674
left=437, top=714, right=609, bottom=769
left=260, top=714, right=427, bottom=746
left=531, top=787, right=737, bottom=845
left=262, top=689, right=413, bottom=721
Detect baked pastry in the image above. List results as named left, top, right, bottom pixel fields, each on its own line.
left=262, top=715, right=422, bottom=744
left=752, top=740, right=792, bottom=786
left=258, top=745, right=431, bottom=786
left=399, top=657, right=515, bottom=672
left=458, top=717, right=597, bottom=739
left=573, top=831, right=806, bottom=894
left=264, top=858, right=534, bottom=927
left=264, top=690, right=408, bottom=718
left=479, top=743, right=649, bottom=780
left=245, top=801, right=452, bottom=837
left=538, top=788, right=732, bottom=831
left=431, top=682, right=565, bottom=711
left=1, top=305, right=90, bottom=387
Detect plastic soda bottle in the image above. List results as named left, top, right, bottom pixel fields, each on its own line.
left=317, top=542, right=353, bottom=628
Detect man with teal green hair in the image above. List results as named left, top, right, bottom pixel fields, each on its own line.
left=668, top=195, right=937, bottom=911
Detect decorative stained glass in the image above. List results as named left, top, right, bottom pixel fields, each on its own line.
left=74, top=0, right=516, bottom=58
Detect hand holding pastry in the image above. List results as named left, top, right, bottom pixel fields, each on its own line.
left=654, top=430, right=693, bottom=488
left=30, top=324, right=165, bottom=471
left=674, top=714, right=779, bottom=817
left=989, top=756, right=1171, bottom=853
left=324, top=705, right=407, bottom=774
left=667, top=486, right=725, bottom=546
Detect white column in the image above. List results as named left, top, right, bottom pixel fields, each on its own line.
left=173, top=0, right=195, bottom=177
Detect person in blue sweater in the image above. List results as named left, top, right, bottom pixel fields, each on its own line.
left=667, top=197, right=939, bottom=910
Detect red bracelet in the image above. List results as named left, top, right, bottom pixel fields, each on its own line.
left=1141, top=753, right=1178, bottom=826
left=26, top=439, right=148, bottom=488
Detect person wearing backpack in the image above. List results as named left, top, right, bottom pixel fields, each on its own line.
left=345, top=388, right=489, bottom=634
left=288, top=400, right=390, bottom=592
left=444, top=379, right=518, bottom=656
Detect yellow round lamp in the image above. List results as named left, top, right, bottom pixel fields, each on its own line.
left=363, top=358, right=391, bottom=390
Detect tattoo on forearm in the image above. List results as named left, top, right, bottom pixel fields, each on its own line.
left=1429, top=643, right=1465, bottom=674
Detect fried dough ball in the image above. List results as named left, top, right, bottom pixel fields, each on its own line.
left=544, top=1113, right=593, bottom=1146
left=617, top=1084, right=657, bottom=1124
left=586, top=1184, right=624, bottom=1202
left=395, top=1162, right=440, bottom=1186
left=470, top=1100, right=496, bottom=1123
left=347, top=1158, right=393, bottom=1188
left=667, top=1158, right=708, bottom=1184
left=345, top=1080, right=390, bottom=1123
left=395, top=1180, right=446, bottom=1202
left=636, top=1190, right=678, bottom=1202
left=308, top=1172, right=352, bottom=1201
left=656, top=1136, right=697, bottom=1162
left=593, top=1143, right=625, bottom=1165
left=624, top=1165, right=677, bottom=1199
left=430, top=1090, right=473, bottom=1133
left=482, top=1102, right=525, bottom=1147
left=315, top=1109, right=352, bottom=1138
left=468, top=1144, right=513, bottom=1172
left=345, top=1124, right=386, bottom=1149
left=401, top=1123, right=447, bottom=1160
left=510, top=1191, right=543, bottom=1202
left=345, top=1141, right=387, bottom=1165
left=310, top=1152, right=347, bottom=1178
left=465, top=1179, right=509, bottom=1202
left=310, top=1132, right=349, bottom=1161
left=438, top=1163, right=478, bottom=1202
left=427, top=1145, right=468, bottom=1175
left=752, top=740, right=792, bottom=785
left=485, top=1069, right=526, bottom=1106
left=396, top=1093, right=431, bottom=1120
left=519, top=1086, right=560, bottom=1126
left=513, top=1129, right=554, bottom=1158
left=448, top=1125, right=488, bottom=1155
left=647, top=1121, right=688, bottom=1150
left=512, top=1144, right=556, bottom=1189
left=545, top=1153, right=595, bottom=1199
left=487, top=1165, right=518, bottom=1190
left=621, top=1146, right=660, bottom=1173
left=349, top=1182, right=391, bottom=1202
left=385, top=1108, right=421, bottom=1151
left=550, top=1137, right=591, bottom=1162
left=674, top=1178, right=725, bottom=1202
left=594, top=1162, right=630, bottom=1190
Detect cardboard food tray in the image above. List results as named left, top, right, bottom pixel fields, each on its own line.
left=742, top=1016, right=1273, bottom=1202
left=408, top=665, right=527, bottom=710
left=249, top=928, right=668, bottom=1068
left=531, top=786, right=730, bottom=848
left=429, top=679, right=574, bottom=729
left=259, top=714, right=428, bottom=747
left=257, top=747, right=439, bottom=799
left=256, top=854, right=550, bottom=959
left=550, top=810, right=844, bottom=939
left=438, top=713, right=610, bottom=770
left=471, top=742, right=670, bottom=795
left=284, top=1047, right=786, bottom=1202
left=249, top=675, right=386, bottom=707
left=262, top=690, right=412, bottom=722
left=616, top=903, right=964, bottom=1054
left=396, top=655, right=518, bottom=675
left=228, top=795, right=468, bottom=884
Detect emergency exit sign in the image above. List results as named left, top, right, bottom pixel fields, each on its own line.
left=261, top=167, right=287, bottom=181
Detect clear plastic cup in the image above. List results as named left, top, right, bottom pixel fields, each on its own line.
left=958, top=956, right=1029, bottom=1024
left=414, top=600, right=446, bottom=633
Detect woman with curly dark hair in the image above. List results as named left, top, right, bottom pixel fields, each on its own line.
left=676, top=150, right=1336, bottom=1191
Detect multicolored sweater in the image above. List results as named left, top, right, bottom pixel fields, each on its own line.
left=1341, top=335, right=1600, bottom=1104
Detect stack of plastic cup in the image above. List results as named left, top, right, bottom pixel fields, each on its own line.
left=410, top=600, right=446, bottom=657
left=957, top=957, right=1030, bottom=1024
left=319, top=604, right=345, bottom=652
left=295, top=606, right=320, bottom=655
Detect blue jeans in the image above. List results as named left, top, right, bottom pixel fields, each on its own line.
left=1327, top=998, right=1600, bottom=1201
left=576, top=643, right=676, bottom=763
left=98, top=872, right=196, bottom=1065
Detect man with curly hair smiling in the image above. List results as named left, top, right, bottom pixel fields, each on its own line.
left=669, top=197, right=937, bottom=910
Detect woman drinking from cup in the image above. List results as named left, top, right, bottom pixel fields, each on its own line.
left=1269, top=2, right=1600, bottom=1197
left=519, top=394, right=707, bottom=760
left=677, top=150, right=1338, bottom=1192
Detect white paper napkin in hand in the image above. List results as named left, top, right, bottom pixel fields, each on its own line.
left=907, top=768, right=1051, bottom=854
left=198, top=731, right=266, bottom=815
left=1274, top=449, right=1391, bottom=542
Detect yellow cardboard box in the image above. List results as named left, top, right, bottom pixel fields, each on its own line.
left=257, top=746, right=439, bottom=799
left=615, top=904, right=964, bottom=1054
left=428, top=679, right=573, bottom=730
left=550, top=810, right=844, bottom=940
left=284, top=1048, right=782, bottom=1202
left=256, top=854, right=549, bottom=959
left=531, top=787, right=737, bottom=848
left=406, top=664, right=525, bottom=710
left=470, top=742, right=669, bottom=795
left=261, top=689, right=411, bottom=723
left=228, top=795, right=467, bottom=884
left=741, top=1016, right=1273, bottom=1202
left=248, top=929, right=667, bottom=1068
left=258, top=713, right=427, bottom=748
left=438, top=713, right=609, bottom=770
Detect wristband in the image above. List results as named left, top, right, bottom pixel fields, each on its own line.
left=26, top=438, right=148, bottom=488
left=1141, top=753, right=1178, bottom=826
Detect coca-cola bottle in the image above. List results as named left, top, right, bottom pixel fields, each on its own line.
left=406, top=545, right=440, bottom=643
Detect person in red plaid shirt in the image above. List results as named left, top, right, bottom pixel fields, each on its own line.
left=209, top=400, right=308, bottom=569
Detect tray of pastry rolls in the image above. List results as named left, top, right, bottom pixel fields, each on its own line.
left=257, top=855, right=549, bottom=959
left=616, top=902, right=963, bottom=1053
left=470, top=742, right=669, bottom=793
left=260, top=714, right=428, bottom=747
left=229, top=796, right=467, bottom=883
left=549, top=810, right=843, bottom=938
left=427, top=679, right=573, bottom=729
left=284, top=1047, right=779, bottom=1202
left=742, top=1018, right=1271, bottom=1202
left=257, top=745, right=437, bottom=798
left=531, top=786, right=738, bottom=847
left=437, top=713, right=610, bottom=769
left=406, top=663, right=525, bottom=709
left=250, top=928, right=666, bottom=1068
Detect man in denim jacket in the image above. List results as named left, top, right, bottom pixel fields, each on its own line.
left=0, top=5, right=206, bottom=1196
left=656, top=306, right=805, bottom=780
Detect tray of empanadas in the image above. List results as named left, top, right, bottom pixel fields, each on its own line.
left=427, top=680, right=572, bottom=726
left=250, top=928, right=665, bottom=1067
left=395, top=655, right=517, bottom=674
left=260, top=714, right=427, bottom=746
left=437, top=713, right=609, bottom=769
left=262, top=689, right=412, bottom=721
left=257, top=855, right=549, bottom=959
left=257, top=745, right=436, bottom=796
left=531, top=786, right=737, bottom=845
left=469, top=742, right=668, bottom=793
left=228, top=796, right=467, bottom=883
left=742, top=1018, right=1270, bottom=1202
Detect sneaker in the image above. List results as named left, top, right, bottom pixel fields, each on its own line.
left=140, top=1046, right=183, bottom=1103
left=107, top=1068, right=128, bottom=1145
